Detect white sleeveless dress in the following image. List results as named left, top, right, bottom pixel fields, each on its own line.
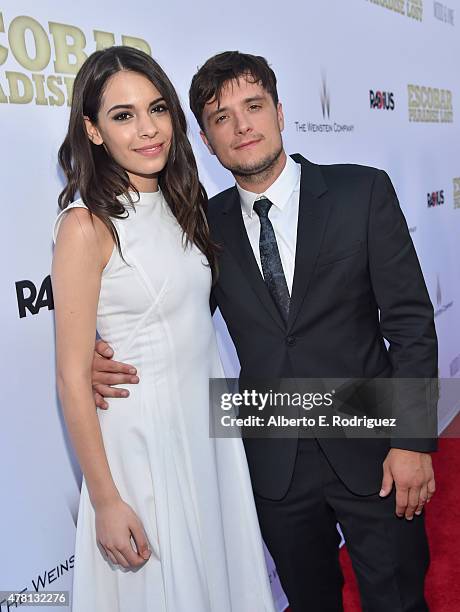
left=53, top=190, right=275, bottom=612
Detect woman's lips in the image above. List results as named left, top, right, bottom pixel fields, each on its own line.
left=134, top=143, right=164, bottom=157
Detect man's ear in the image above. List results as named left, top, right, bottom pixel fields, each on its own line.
left=277, top=102, right=285, bottom=132
left=200, top=129, right=215, bottom=156
left=84, top=116, right=104, bottom=146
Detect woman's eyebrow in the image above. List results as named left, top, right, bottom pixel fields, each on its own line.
left=106, top=97, right=165, bottom=115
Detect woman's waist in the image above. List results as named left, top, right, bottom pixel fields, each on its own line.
left=97, top=317, right=217, bottom=360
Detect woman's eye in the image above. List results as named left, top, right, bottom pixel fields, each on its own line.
left=152, top=104, right=168, bottom=114
left=113, top=112, right=131, bottom=121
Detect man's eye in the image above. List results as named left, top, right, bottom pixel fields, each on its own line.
left=152, top=104, right=168, bottom=114
left=216, top=115, right=227, bottom=123
left=249, top=104, right=261, bottom=111
left=113, top=112, right=131, bottom=121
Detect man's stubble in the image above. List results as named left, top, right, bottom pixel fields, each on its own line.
left=219, top=143, right=285, bottom=188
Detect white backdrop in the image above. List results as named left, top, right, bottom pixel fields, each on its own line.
left=1, top=1, right=459, bottom=609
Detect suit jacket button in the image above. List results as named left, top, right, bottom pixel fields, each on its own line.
left=286, top=335, right=296, bottom=346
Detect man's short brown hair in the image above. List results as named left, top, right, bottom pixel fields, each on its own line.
left=189, top=51, right=279, bottom=131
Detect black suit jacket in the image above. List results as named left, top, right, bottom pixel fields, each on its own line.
left=208, top=154, right=438, bottom=500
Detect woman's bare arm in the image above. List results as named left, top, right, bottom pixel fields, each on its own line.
left=53, top=207, right=119, bottom=508
left=52, top=208, right=151, bottom=568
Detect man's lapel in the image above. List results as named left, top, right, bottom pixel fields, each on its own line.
left=219, top=188, right=286, bottom=331
left=287, top=154, right=330, bottom=331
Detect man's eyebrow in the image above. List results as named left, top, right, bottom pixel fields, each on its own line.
left=106, top=97, right=165, bottom=115
left=207, top=105, right=229, bottom=120
left=206, top=95, right=266, bottom=120
left=243, top=95, right=266, bottom=104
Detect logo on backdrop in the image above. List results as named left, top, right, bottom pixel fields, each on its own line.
left=408, top=85, right=453, bottom=123
left=0, top=12, right=151, bottom=107
left=31, top=555, right=75, bottom=591
left=427, top=189, right=445, bottom=208
left=451, top=354, right=460, bottom=377
left=434, top=275, right=454, bottom=318
left=15, top=275, right=54, bottom=318
left=453, top=178, right=460, bottom=209
left=434, top=2, right=455, bottom=24
left=365, top=0, right=423, bottom=21
left=370, top=90, right=395, bottom=110
left=320, top=76, right=330, bottom=120
left=294, top=73, right=355, bottom=135
left=0, top=555, right=75, bottom=611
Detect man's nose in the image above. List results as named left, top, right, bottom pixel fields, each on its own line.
left=233, top=112, right=252, bottom=135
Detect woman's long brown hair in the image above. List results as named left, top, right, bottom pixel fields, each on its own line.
left=58, top=46, right=218, bottom=282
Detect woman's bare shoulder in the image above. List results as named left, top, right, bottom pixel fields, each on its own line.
left=55, top=206, right=114, bottom=267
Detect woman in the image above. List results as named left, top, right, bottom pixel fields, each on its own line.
left=52, top=46, right=275, bottom=612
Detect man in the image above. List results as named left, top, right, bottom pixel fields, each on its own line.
left=92, top=52, right=437, bottom=611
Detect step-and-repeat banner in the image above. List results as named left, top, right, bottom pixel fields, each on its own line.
left=1, top=1, right=459, bottom=609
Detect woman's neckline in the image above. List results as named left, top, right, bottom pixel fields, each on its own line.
left=121, top=188, right=163, bottom=206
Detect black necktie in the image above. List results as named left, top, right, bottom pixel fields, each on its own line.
left=253, top=197, right=290, bottom=323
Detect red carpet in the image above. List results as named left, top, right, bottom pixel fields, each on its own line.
left=287, top=419, right=460, bottom=611
left=341, top=435, right=460, bottom=611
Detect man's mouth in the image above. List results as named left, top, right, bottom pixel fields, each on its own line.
left=234, top=139, right=262, bottom=150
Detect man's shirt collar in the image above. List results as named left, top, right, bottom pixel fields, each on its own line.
left=237, top=155, right=301, bottom=218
